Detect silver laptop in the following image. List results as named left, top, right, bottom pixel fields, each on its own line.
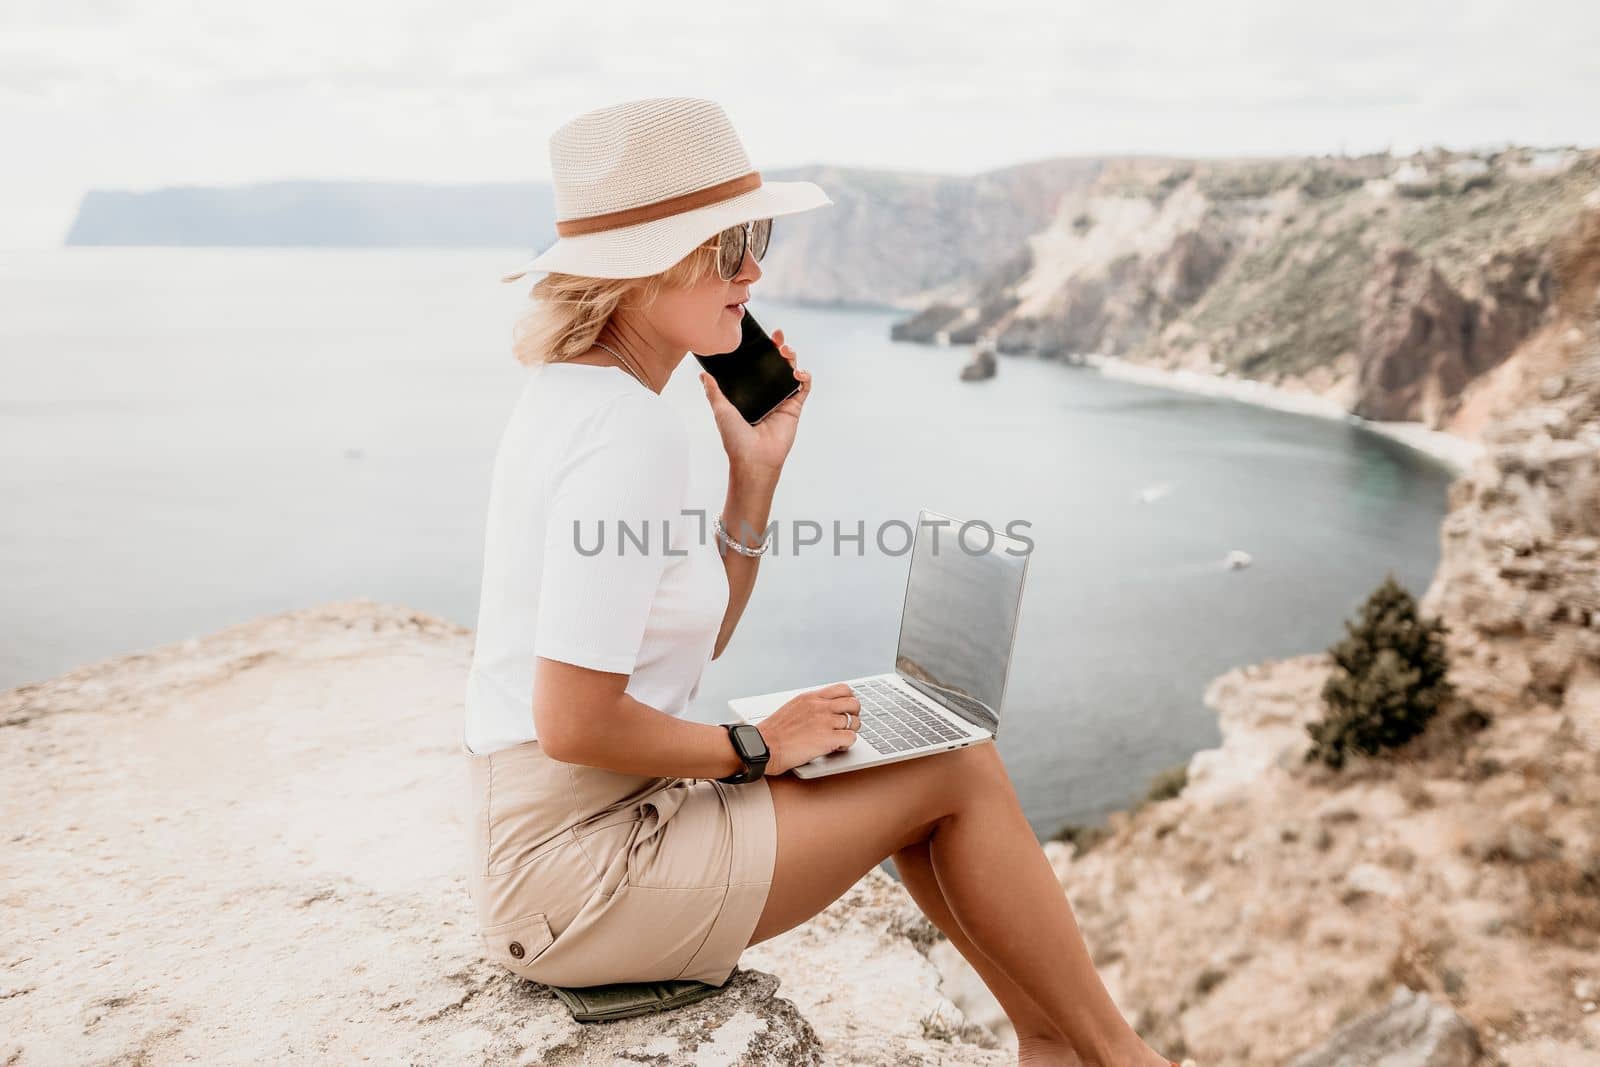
left=727, top=508, right=1031, bottom=778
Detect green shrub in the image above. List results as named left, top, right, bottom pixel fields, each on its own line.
left=1305, top=574, right=1455, bottom=769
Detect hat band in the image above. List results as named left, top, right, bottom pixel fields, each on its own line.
left=554, top=171, right=762, bottom=237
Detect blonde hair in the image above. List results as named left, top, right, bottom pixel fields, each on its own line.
left=510, top=234, right=723, bottom=366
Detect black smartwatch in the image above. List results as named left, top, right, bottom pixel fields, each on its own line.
left=716, top=723, right=769, bottom=783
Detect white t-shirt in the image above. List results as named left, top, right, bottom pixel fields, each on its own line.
left=462, top=361, right=730, bottom=755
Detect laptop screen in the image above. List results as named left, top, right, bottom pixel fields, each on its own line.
left=893, top=510, right=1031, bottom=734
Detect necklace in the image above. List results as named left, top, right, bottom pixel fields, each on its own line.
left=592, top=340, right=654, bottom=392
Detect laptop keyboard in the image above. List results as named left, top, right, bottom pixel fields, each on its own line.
left=850, top=678, right=968, bottom=753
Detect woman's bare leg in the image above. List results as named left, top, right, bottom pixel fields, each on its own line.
left=746, top=742, right=1168, bottom=1067
left=894, top=838, right=1087, bottom=1064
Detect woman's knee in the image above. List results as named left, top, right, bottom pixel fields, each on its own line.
left=922, top=742, right=1017, bottom=819
left=767, top=741, right=1009, bottom=847
left=939, top=738, right=1008, bottom=786
left=897, top=742, right=1010, bottom=827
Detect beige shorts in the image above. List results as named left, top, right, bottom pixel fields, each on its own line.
left=463, top=738, right=777, bottom=988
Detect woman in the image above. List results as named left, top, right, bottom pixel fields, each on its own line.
left=464, top=97, right=1183, bottom=1067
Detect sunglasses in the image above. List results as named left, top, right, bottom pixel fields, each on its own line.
left=709, top=217, right=772, bottom=280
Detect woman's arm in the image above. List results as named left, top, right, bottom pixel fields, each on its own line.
left=710, top=462, right=779, bottom=660
left=698, top=325, right=810, bottom=661
left=534, top=654, right=863, bottom=779
left=533, top=655, right=746, bottom=778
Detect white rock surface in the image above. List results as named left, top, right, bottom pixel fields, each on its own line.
left=0, top=600, right=997, bottom=1065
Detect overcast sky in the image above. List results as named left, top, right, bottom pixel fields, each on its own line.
left=4, top=0, right=1597, bottom=249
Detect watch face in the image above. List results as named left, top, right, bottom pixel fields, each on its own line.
left=731, top=723, right=768, bottom=759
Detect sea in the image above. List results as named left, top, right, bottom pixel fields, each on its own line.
left=0, top=247, right=1457, bottom=835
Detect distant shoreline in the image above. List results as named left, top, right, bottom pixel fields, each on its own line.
left=1081, top=353, right=1483, bottom=476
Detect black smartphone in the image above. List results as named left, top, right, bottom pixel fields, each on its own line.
left=691, top=305, right=799, bottom=425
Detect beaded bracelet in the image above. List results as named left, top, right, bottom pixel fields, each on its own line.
left=713, top=515, right=772, bottom=557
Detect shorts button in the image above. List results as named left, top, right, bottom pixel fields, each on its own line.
left=508, top=941, right=525, bottom=959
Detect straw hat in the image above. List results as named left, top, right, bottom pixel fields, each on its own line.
left=500, top=96, right=834, bottom=282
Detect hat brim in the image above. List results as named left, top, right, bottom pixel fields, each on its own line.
left=499, top=179, right=833, bottom=282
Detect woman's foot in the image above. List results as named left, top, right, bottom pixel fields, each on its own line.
left=1014, top=1034, right=1180, bottom=1066
left=1015, top=1035, right=1076, bottom=1066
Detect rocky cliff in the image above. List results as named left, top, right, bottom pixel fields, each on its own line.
left=1422, top=207, right=1600, bottom=709
left=754, top=159, right=1106, bottom=308
left=892, top=147, right=1599, bottom=438
left=931, top=208, right=1600, bottom=1067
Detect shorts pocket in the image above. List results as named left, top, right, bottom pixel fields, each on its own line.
left=626, top=785, right=689, bottom=875
left=480, top=911, right=555, bottom=976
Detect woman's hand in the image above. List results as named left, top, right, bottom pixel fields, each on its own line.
left=698, top=327, right=812, bottom=478
left=755, top=682, right=861, bottom=776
